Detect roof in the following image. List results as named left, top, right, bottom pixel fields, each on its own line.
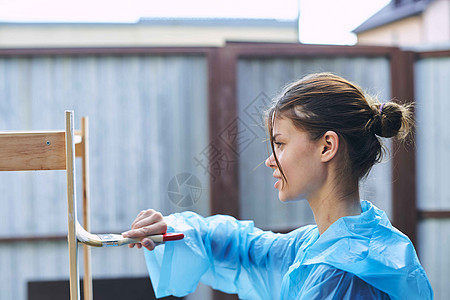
left=0, top=17, right=298, bottom=29
left=353, top=0, right=435, bottom=33
left=137, top=17, right=298, bottom=28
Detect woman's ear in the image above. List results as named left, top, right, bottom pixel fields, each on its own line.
left=320, top=131, right=339, bottom=163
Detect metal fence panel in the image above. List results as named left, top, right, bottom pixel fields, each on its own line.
left=0, top=54, right=209, bottom=300
left=415, top=56, right=450, bottom=300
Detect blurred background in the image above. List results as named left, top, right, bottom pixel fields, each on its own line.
left=0, top=0, right=449, bottom=299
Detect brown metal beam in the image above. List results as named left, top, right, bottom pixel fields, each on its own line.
left=208, top=48, right=240, bottom=219
left=418, top=210, right=450, bottom=219
left=416, top=50, right=450, bottom=58
left=225, top=41, right=395, bottom=58
left=0, top=47, right=215, bottom=57
left=0, top=235, right=66, bottom=243
left=390, top=49, right=417, bottom=247
left=207, top=45, right=240, bottom=300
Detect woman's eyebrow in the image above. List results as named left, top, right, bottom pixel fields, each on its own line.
left=272, top=133, right=282, bottom=141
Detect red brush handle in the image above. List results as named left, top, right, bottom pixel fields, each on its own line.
left=162, top=233, right=184, bottom=241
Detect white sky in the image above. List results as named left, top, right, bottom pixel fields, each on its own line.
left=0, top=0, right=391, bottom=45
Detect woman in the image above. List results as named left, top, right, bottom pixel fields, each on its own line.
left=123, top=73, right=433, bottom=299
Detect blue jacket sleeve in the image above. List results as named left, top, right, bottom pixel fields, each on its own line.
left=144, top=211, right=314, bottom=299
left=297, top=264, right=391, bottom=300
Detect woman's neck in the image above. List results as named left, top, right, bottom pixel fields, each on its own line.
left=308, top=183, right=362, bottom=235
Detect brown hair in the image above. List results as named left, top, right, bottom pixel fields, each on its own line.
left=266, top=73, right=413, bottom=183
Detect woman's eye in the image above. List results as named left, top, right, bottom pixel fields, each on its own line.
left=275, top=142, right=283, bottom=149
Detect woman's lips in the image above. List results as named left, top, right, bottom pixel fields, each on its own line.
left=273, top=173, right=281, bottom=189
left=274, top=177, right=281, bottom=189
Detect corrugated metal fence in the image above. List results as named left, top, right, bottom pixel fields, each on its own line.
left=0, top=44, right=448, bottom=300
left=415, top=52, right=450, bottom=299
left=0, top=51, right=210, bottom=300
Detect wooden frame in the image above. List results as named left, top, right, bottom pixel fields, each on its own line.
left=66, top=111, right=80, bottom=300
left=0, top=111, right=92, bottom=300
left=1, top=110, right=180, bottom=299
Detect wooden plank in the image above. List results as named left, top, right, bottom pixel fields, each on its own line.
left=65, top=111, right=80, bottom=300
left=0, top=131, right=66, bottom=171
left=74, top=130, right=83, bottom=157
left=81, top=117, right=93, bottom=300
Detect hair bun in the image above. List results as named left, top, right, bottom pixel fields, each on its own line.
left=369, top=102, right=412, bottom=138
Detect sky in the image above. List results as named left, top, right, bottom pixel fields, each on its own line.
left=0, top=0, right=391, bottom=45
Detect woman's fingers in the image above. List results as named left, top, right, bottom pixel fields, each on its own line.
left=123, top=222, right=167, bottom=238
left=131, top=209, right=157, bottom=229
left=127, top=239, right=154, bottom=250
left=132, top=211, right=164, bottom=230
left=124, top=209, right=167, bottom=251
left=140, top=238, right=156, bottom=251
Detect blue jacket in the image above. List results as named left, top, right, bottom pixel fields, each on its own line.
left=144, top=200, right=433, bottom=299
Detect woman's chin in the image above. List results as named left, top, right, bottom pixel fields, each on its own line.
left=279, top=191, right=307, bottom=203
left=278, top=191, right=293, bottom=202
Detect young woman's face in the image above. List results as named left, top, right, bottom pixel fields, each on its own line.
left=265, top=117, right=326, bottom=202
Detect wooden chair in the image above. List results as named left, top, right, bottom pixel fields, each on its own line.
left=1, top=110, right=182, bottom=299
left=0, top=111, right=93, bottom=300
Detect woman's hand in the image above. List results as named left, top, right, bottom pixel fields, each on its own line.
left=122, top=209, right=167, bottom=251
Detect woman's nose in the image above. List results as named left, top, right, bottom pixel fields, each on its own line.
left=265, top=153, right=275, bottom=168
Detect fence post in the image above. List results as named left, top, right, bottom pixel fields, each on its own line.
left=390, top=49, right=418, bottom=247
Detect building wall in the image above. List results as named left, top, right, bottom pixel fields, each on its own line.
left=356, top=15, right=424, bottom=46
left=356, top=0, right=450, bottom=47
left=423, top=0, right=450, bottom=44
left=0, top=23, right=298, bottom=48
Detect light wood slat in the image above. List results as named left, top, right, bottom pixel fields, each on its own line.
left=81, top=117, right=93, bottom=300
left=65, top=111, right=80, bottom=300
left=75, top=138, right=83, bottom=158
left=75, top=130, right=83, bottom=158
left=0, top=131, right=66, bottom=171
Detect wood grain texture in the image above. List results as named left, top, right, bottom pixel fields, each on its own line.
left=81, top=117, right=93, bottom=300
left=0, top=131, right=66, bottom=171
left=65, top=111, right=80, bottom=300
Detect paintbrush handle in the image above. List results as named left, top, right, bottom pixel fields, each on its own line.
left=120, top=233, right=184, bottom=245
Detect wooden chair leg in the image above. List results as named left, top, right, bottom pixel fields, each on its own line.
left=81, top=117, right=93, bottom=300
left=66, top=111, right=80, bottom=300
